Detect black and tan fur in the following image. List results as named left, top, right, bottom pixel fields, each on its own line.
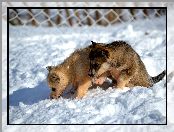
left=88, top=41, right=166, bottom=89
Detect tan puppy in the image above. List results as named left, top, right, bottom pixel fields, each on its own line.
left=47, top=45, right=108, bottom=99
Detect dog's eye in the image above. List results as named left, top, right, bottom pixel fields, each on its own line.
left=50, top=74, right=60, bottom=82
left=93, top=63, right=99, bottom=67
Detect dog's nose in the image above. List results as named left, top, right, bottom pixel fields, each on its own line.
left=52, top=88, right=56, bottom=92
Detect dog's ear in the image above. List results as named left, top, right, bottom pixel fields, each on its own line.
left=46, top=66, right=54, bottom=71
left=91, top=41, right=97, bottom=47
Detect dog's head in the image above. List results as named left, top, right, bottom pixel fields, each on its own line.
left=46, top=66, right=67, bottom=99
left=88, top=41, right=109, bottom=77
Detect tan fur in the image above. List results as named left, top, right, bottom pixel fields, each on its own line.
left=47, top=46, right=106, bottom=99
left=89, top=41, right=163, bottom=88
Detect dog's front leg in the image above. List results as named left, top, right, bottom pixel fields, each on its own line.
left=95, top=62, right=111, bottom=77
left=76, top=80, right=91, bottom=99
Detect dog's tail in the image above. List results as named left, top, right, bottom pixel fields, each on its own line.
left=151, top=70, right=166, bottom=84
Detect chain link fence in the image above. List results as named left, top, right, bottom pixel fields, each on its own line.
left=8, top=8, right=166, bottom=27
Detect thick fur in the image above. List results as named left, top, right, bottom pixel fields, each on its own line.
left=47, top=45, right=106, bottom=99
left=88, top=41, right=166, bottom=88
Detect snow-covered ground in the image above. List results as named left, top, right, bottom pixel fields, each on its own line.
left=6, top=16, right=166, bottom=124
left=2, top=10, right=174, bottom=131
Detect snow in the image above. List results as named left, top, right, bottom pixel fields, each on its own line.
left=6, top=16, right=166, bottom=125
left=2, top=9, right=174, bottom=132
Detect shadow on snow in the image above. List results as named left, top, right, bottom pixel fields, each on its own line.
left=9, top=81, right=50, bottom=106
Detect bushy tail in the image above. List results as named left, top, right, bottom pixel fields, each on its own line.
left=151, top=70, right=166, bottom=84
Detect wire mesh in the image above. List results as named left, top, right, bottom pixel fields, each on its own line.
left=8, top=8, right=166, bottom=27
